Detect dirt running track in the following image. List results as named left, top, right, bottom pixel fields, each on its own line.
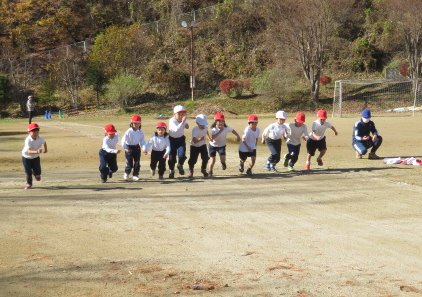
left=0, top=115, right=421, bottom=297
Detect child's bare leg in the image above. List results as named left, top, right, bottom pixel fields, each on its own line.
left=306, top=154, right=312, bottom=164
left=208, top=156, right=216, bottom=171
left=220, top=155, right=227, bottom=169
left=317, top=149, right=326, bottom=160
left=249, top=156, right=256, bottom=169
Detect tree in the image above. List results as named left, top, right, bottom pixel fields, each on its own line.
left=85, top=62, right=107, bottom=106
left=264, top=0, right=351, bottom=102
left=382, top=0, right=422, bottom=79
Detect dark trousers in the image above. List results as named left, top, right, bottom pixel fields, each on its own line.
left=28, top=111, right=34, bottom=124
left=266, top=138, right=282, bottom=164
left=188, top=145, right=209, bottom=171
left=124, top=145, right=141, bottom=176
left=168, top=136, right=187, bottom=171
left=353, top=135, right=383, bottom=155
left=150, top=150, right=166, bottom=175
left=285, top=143, right=301, bottom=167
left=22, top=156, right=41, bottom=185
left=99, top=149, right=118, bottom=180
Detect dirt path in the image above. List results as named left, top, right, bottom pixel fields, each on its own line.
left=1, top=116, right=422, bottom=296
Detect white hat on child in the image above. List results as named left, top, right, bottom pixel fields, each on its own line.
left=173, top=105, right=187, bottom=113
left=275, top=110, right=287, bottom=119
left=195, top=114, right=208, bottom=126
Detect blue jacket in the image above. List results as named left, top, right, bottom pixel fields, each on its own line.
left=352, top=119, right=379, bottom=141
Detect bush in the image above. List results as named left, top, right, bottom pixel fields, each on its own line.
left=219, top=79, right=244, bottom=98
left=319, top=75, right=332, bottom=85
left=105, top=74, right=145, bottom=109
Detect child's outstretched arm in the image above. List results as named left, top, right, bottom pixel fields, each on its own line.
left=42, top=142, right=48, bottom=153
left=232, top=129, right=241, bottom=142
left=331, top=126, right=338, bottom=136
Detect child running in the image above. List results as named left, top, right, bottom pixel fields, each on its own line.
left=188, top=114, right=210, bottom=178
left=304, top=109, right=338, bottom=170
left=144, top=121, right=170, bottom=180
left=121, top=115, right=146, bottom=181
left=283, top=112, right=308, bottom=171
left=261, top=110, right=288, bottom=171
left=207, top=112, right=241, bottom=176
left=168, top=105, right=189, bottom=178
left=239, top=115, right=260, bottom=176
left=99, top=124, right=120, bottom=183
left=22, top=123, right=48, bottom=189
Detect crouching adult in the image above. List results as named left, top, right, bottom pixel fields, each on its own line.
left=352, top=108, right=382, bottom=159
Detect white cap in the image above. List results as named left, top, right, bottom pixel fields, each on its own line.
left=195, top=114, right=208, bottom=126
left=275, top=110, right=287, bottom=119
left=173, top=105, right=187, bottom=113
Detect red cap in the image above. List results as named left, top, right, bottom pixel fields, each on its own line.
left=156, top=121, right=167, bottom=128
left=295, top=112, right=306, bottom=123
left=27, top=123, right=40, bottom=132
left=247, top=114, right=258, bottom=122
left=131, top=114, right=141, bottom=123
left=317, top=109, right=327, bottom=120
left=214, top=112, right=225, bottom=121
left=104, top=124, right=117, bottom=134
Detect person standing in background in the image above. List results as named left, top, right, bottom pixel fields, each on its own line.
left=26, top=95, right=36, bottom=124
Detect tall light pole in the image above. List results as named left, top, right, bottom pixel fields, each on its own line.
left=181, top=20, right=196, bottom=101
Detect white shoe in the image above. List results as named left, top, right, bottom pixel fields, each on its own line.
left=132, top=176, right=140, bottom=181
left=123, top=173, right=129, bottom=180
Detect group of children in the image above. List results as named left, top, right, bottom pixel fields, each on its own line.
left=23, top=105, right=388, bottom=189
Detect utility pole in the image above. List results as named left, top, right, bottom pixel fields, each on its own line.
left=181, top=18, right=197, bottom=101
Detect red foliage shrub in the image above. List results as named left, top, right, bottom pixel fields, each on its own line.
left=399, top=63, right=409, bottom=77
left=319, top=75, right=332, bottom=85
left=219, top=79, right=244, bottom=97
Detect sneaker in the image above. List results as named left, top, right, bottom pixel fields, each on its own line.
left=101, top=178, right=107, bottom=183
left=317, top=158, right=323, bottom=166
left=265, top=161, right=271, bottom=171
left=201, top=169, right=209, bottom=178
left=123, top=173, right=129, bottom=180
left=188, top=170, right=194, bottom=178
left=221, top=162, right=227, bottom=170
left=283, top=154, right=289, bottom=167
left=304, top=163, right=310, bottom=170
left=177, top=164, right=185, bottom=175
left=208, top=170, right=213, bottom=177
left=246, top=168, right=253, bottom=176
left=356, top=152, right=362, bottom=159
left=169, top=170, right=175, bottom=179
left=132, top=176, right=140, bottom=181
left=24, top=183, right=32, bottom=190
left=158, top=174, right=164, bottom=180
left=368, top=152, right=381, bottom=160
left=151, top=169, right=156, bottom=176
left=288, top=165, right=294, bottom=171
left=35, top=175, right=41, bottom=181
left=108, top=171, right=113, bottom=178
left=239, top=162, right=245, bottom=173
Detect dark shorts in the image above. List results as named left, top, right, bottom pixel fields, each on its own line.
left=306, top=137, right=327, bottom=156
left=209, top=145, right=226, bottom=157
left=239, top=150, right=256, bottom=161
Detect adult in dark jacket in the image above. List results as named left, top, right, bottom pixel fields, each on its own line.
left=352, top=109, right=382, bottom=159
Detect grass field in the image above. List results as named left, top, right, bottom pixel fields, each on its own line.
left=0, top=113, right=421, bottom=297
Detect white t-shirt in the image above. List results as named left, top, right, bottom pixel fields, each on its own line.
left=262, top=123, right=288, bottom=141
left=102, top=134, right=119, bottom=154
left=191, top=126, right=208, bottom=147
left=121, top=128, right=146, bottom=148
left=209, top=126, right=233, bottom=147
left=239, top=127, right=260, bottom=152
left=309, top=120, right=332, bottom=140
left=22, top=135, right=45, bottom=159
left=169, top=117, right=188, bottom=138
left=145, top=135, right=170, bottom=155
left=286, top=123, right=308, bottom=146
